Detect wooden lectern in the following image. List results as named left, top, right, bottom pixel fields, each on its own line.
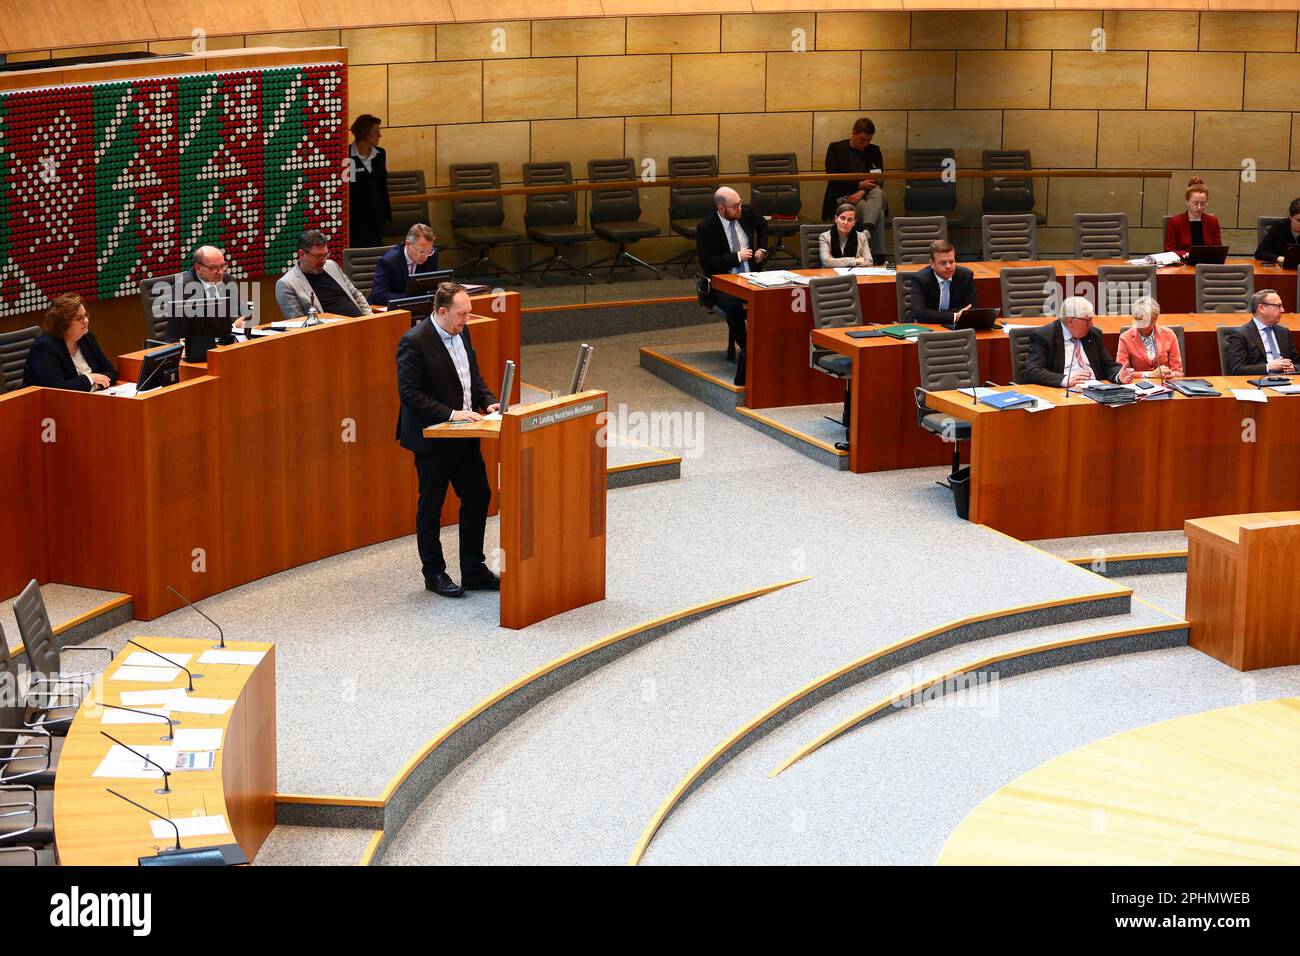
left=425, top=391, right=608, bottom=629
left=1185, top=512, right=1300, bottom=671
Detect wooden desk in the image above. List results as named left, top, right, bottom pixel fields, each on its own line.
left=1186, top=512, right=1300, bottom=671
left=720, top=260, right=1296, bottom=410
left=924, top=377, right=1300, bottom=539
left=54, top=637, right=276, bottom=866
left=0, top=293, right=522, bottom=619
left=810, top=314, right=1287, bottom=475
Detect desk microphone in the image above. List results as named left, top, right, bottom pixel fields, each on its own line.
left=101, top=703, right=179, bottom=740
left=166, top=585, right=226, bottom=649
left=1062, top=335, right=1075, bottom=402
left=127, top=639, right=200, bottom=690
left=105, top=788, right=182, bottom=852
left=100, top=731, right=172, bottom=794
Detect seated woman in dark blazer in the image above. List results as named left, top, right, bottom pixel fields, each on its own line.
left=1164, top=176, right=1222, bottom=258
left=23, top=293, right=117, bottom=391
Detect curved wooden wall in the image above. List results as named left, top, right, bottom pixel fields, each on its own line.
left=2, top=3, right=1300, bottom=54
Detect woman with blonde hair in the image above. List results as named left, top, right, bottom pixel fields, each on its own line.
left=1117, top=296, right=1182, bottom=380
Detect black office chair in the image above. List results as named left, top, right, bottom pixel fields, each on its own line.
left=449, top=162, right=521, bottom=282
left=1196, top=263, right=1254, bottom=314
left=341, top=246, right=391, bottom=302
left=981, top=214, right=1037, bottom=261
left=981, top=149, right=1044, bottom=225
left=1216, top=326, right=1237, bottom=375
left=519, top=162, right=595, bottom=285
left=665, top=155, right=718, bottom=275
left=138, top=274, right=180, bottom=345
left=800, top=224, right=831, bottom=268
left=387, top=170, right=431, bottom=243
left=895, top=273, right=914, bottom=323
left=748, top=153, right=809, bottom=266
left=1096, top=264, right=1155, bottom=316
left=915, top=329, right=978, bottom=484
left=0, top=327, right=41, bottom=392
left=1000, top=266, right=1057, bottom=318
left=808, top=275, right=863, bottom=444
left=905, top=149, right=963, bottom=233
left=1008, top=327, right=1036, bottom=384
left=13, top=579, right=112, bottom=736
left=587, top=158, right=662, bottom=280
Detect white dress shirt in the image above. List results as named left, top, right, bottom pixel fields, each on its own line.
left=433, top=319, right=473, bottom=411
left=350, top=143, right=375, bottom=175
left=1060, top=321, right=1094, bottom=385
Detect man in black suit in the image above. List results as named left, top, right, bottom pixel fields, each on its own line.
left=696, top=186, right=768, bottom=386
left=821, top=116, right=885, bottom=226
left=370, top=223, right=442, bottom=305
left=159, top=246, right=250, bottom=345
left=908, top=240, right=978, bottom=326
left=1227, top=289, right=1297, bottom=375
left=395, top=282, right=500, bottom=597
left=1253, top=198, right=1300, bottom=264
left=1024, top=296, right=1133, bottom=387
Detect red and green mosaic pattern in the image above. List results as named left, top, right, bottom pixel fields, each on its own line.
left=0, top=64, right=346, bottom=318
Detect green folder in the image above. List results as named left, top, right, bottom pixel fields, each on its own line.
left=876, top=324, right=928, bottom=339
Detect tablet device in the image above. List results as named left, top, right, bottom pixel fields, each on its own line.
left=1283, top=245, right=1300, bottom=269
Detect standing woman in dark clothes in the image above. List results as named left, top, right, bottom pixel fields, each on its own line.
left=349, top=114, right=392, bottom=249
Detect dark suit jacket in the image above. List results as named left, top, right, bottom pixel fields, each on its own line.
left=908, top=265, right=978, bottom=325
left=696, top=209, right=769, bottom=306
left=23, top=332, right=117, bottom=391
left=821, top=139, right=884, bottom=221
left=1023, top=322, right=1123, bottom=387
left=395, top=318, right=496, bottom=454
left=1226, top=319, right=1298, bottom=375
left=1164, top=212, right=1223, bottom=255
left=370, top=243, right=443, bottom=306
left=163, top=267, right=245, bottom=340
left=1254, top=219, right=1300, bottom=262
left=349, top=145, right=391, bottom=246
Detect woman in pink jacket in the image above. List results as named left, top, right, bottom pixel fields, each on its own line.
left=1117, top=297, right=1183, bottom=380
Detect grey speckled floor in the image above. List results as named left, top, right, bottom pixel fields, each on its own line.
left=1, top=583, right=124, bottom=650
left=254, top=825, right=374, bottom=866
left=749, top=403, right=850, bottom=448
left=1114, top=572, right=1189, bottom=620
left=641, top=647, right=1300, bottom=865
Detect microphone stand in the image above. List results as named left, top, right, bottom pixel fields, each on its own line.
left=127, top=639, right=200, bottom=689
left=166, top=585, right=226, bottom=649
left=100, top=703, right=179, bottom=740
left=105, top=788, right=183, bottom=852
left=100, top=731, right=173, bottom=795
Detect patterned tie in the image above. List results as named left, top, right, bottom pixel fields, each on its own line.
left=1264, top=326, right=1280, bottom=362
left=1073, top=338, right=1086, bottom=373
left=939, top=279, right=950, bottom=311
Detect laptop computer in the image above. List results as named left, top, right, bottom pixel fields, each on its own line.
left=1187, top=245, right=1229, bottom=265
left=952, top=307, right=1001, bottom=331
left=1282, top=244, right=1300, bottom=269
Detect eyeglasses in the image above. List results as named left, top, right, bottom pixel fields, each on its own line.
left=200, top=262, right=228, bottom=272
left=1260, top=300, right=1284, bottom=309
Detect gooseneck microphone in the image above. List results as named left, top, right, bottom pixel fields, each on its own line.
left=127, top=639, right=200, bottom=690
left=165, top=585, right=226, bottom=649
left=100, top=703, right=179, bottom=740
left=100, top=731, right=172, bottom=795
left=105, top=788, right=182, bottom=851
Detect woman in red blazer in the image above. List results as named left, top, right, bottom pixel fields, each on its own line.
left=1117, top=297, right=1183, bottom=380
left=1164, top=176, right=1222, bottom=257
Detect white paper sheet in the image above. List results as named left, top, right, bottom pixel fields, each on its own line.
left=110, top=665, right=182, bottom=683
left=833, top=267, right=896, bottom=277
left=123, top=651, right=192, bottom=668
left=119, top=688, right=190, bottom=706
left=198, top=649, right=265, bottom=666
left=174, top=728, right=224, bottom=751
left=150, top=815, right=230, bottom=839
left=92, top=745, right=176, bottom=779
left=167, top=697, right=235, bottom=716
left=103, top=383, right=139, bottom=397
left=1231, top=389, right=1268, bottom=403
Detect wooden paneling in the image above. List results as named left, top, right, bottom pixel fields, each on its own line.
left=53, top=637, right=276, bottom=865
left=0, top=389, right=47, bottom=598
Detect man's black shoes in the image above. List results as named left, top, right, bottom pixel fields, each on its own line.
left=426, top=572, right=465, bottom=597
left=462, top=565, right=501, bottom=591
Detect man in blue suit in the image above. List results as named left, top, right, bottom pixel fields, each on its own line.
left=370, top=223, right=441, bottom=305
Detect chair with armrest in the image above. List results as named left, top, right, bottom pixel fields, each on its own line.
left=808, top=275, right=863, bottom=444
left=587, top=158, right=662, bottom=280
left=915, top=329, right=978, bottom=483
left=0, top=327, right=40, bottom=392
left=665, top=155, right=718, bottom=275
left=520, top=161, right=596, bottom=285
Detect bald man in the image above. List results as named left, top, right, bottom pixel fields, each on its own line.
left=695, top=187, right=769, bottom=386
left=160, top=245, right=250, bottom=350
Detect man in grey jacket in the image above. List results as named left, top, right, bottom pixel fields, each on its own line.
left=275, top=229, right=372, bottom=319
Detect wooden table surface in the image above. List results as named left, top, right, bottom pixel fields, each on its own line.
left=714, top=259, right=1298, bottom=410
left=54, top=637, right=276, bottom=866
left=922, top=376, right=1300, bottom=538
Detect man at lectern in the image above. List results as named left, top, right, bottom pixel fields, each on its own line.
left=395, top=282, right=501, bottom=598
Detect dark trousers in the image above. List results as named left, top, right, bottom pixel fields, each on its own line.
left=413, top=441, right=491, bottom=582
left=713, top=290, right=747, bottom=349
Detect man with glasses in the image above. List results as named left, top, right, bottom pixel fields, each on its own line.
left=275, top=229, right=372, bottom=319
left=1227, top=289, right=1297, bottom=375
left=695, top=186, right=768, bottom=386
left=1024, top=295, right=1133, bottom=387
left=370, top=223, right=441, bottom=306
left=164, top=245, right=249, bottom=341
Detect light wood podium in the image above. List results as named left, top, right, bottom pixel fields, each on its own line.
left=1185, top=512, right=1300, bottom=671
left=425, top=391, right=608, bottom=629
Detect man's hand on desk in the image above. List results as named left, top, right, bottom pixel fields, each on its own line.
left=1066, top=368, right=1091, bottom=388
left=952, top=304, right=972, bottom=322
left=1117, top=366, right=1136, bottom=384
left=449, top=409, right=483, bottom=423
left=485, top=403, right=500, bottom=414
left=1267, top=358, right=1296, bottom=373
